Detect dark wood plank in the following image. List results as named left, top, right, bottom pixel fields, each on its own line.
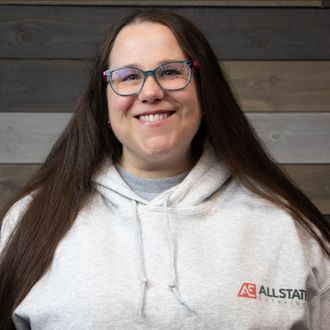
left=0, top=60, right=89, bottom=112
left=0, top=164, right=40, bottom=207
left=2, top=60, right=330, bottom=113
left=1, top=164, right=329, bottom=213
left=1, top=112, right=329, bottom=164
left=1, top=6, right=330, bottom=60
left=326, top=215, right=330, bottom=224
left=0, top=0, right=322, bottom=6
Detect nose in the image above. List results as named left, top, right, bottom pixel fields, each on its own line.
left=138, top=75, right=165, bottom=103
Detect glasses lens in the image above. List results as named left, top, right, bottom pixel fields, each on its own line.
left=156, top=62, right=191, bottom=91
left=110, top=68, right=143, bottom=95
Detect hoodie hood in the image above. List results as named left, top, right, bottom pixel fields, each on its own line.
left=93, top=143, right=231, bottom=208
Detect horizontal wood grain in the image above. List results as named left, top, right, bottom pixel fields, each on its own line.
left=223, top=61, right=330, bottom=112
left=0, top=112, right=329, bottom=163
left=281, top=164, right=330, bottom=214
left=0, top=60, right=88, bottom=113
left=1, top=6, right=330, bottom=59
left=1, top=164, right=329, bottom=213
left=0, top=0, right=322, bottom=6
left=0, top=113, right=72, bottom=163
left=1, top=60, right=330, bottom=113
left=0, top=164, right=40, bottom=207
left=251, top=113, right=330, bottom=163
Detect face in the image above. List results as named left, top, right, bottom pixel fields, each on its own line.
left=107, top=22, right=202, bottom=177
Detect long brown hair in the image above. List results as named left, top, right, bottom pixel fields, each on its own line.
left=0, top=9, right=329, bottom=329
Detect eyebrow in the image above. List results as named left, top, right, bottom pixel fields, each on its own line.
left=110, top=59, right=186, bottom=70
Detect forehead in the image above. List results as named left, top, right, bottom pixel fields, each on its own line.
left=109, top=22, right=186, bottom=67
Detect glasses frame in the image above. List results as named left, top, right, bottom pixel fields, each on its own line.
left=102, top=60, right=199, bottom=96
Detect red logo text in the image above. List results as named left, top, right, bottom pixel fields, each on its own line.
left=237, top=282, right=257, bottom=299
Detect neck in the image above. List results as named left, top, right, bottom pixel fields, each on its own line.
left=119, top=149, right=197, bottom=179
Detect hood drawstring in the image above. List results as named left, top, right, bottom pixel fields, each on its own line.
left=132, top=200, right=148, bottom=322
left=164, top=197, right=195, bottom=314
left=132, top=198, right=195, bottom=322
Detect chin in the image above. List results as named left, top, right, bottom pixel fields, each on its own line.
left=143, top=145, right=173, bottom=158
left=141, top=137, right=173, bottom=152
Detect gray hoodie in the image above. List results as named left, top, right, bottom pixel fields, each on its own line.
left=1, top=146, right=329, bottom=329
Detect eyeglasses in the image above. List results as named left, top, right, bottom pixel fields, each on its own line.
left=102, top=60, right=199, bottom=96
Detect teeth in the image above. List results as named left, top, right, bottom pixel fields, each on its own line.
left=139, top=112, right=171, bottom=122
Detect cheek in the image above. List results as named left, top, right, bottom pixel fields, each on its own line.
left=183, top=81, right=201, bottom=114
left=184, top=90, right=202, bottom=121
left=107, top=89, right=134, bottom=118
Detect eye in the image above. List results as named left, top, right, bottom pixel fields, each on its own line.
left=112, top=68, right=142, bottom=83
left=159, top=66, right=182, bottom=79
left=122, top=73, right=140, bottom=81
left=161, top=69, right=179, bottom=77
left=158, top=63, right=188, bottom=80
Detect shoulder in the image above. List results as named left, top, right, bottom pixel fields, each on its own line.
left=233, top=180, right=330, bottom=291
left=295, top=219, right=330, bottom=293
left=221, top=179, right=291, bottom=222
left=0, top=194, right=33, bottom=253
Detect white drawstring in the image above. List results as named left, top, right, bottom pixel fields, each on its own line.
left=132, top=197, right=195, bottom=323
left=164, top=197, right=195, bottom=313
left=168, top=284, right=195, bottom=313
left=132, top=200, right=149, bottom=322
left=138, top=279, right=148, bottom=322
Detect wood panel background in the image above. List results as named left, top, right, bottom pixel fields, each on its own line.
left=0, top=3, right=329, bottom=219
left=0, top=1, right=325, bottom=6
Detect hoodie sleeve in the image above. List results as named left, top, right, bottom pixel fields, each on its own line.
left=307, top=284, right=330, bottom=330
left=296, top=221, right=330, bottom=330
left=0, top=195, right=32, bottom=254
left=320, top=286, right=330, bottom=330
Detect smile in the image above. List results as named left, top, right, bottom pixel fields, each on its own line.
left=137, top=112, right=174, bottom=122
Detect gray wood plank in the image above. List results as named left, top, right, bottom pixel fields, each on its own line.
left=0, top=113, right=72, bottom=163
left=1, top=6, right=330, bottom=60
left=250, top=113, right=330, bottom=164
left=0, top=112, right=329, bottom=163
left=2, top=60, right=330, bottom=113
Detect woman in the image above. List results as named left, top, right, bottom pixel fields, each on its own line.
left=0, top=9, right=329, bottom=330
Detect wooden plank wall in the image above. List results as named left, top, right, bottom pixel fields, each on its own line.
left=0, top=1, right=329, bottom=222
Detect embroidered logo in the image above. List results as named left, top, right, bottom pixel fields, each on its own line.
left=237, top=282, right=257, bottom=299
left=237, top=282, right=307, bottom=307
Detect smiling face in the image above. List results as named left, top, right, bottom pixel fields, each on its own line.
left=107, top=22, right=202, bottom=178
